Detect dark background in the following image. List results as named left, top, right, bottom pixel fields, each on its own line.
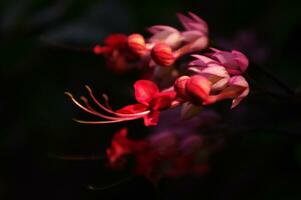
left=1, top=0, right=301, bottom=199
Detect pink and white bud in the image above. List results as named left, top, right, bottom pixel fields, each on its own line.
left=151, top=43, right=176, bottom=67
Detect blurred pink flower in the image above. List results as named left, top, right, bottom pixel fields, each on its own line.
left=208, top=48, right=249, bottom=75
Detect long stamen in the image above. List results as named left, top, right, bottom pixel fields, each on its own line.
left=65, top=92, right=123, bottom=121
left=102, top=94, right=112, bottom=109
left=80, top=96, right=98, bottom=112
left=73, top=117, right=142, bottom=124
left=85, top=85, right=150, bottom=117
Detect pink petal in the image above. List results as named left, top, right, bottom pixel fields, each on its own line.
left=148, top=26, right=182, bottom=49
left=210, top=49, right=249, bottom=75
left=228, top=76, right=249, bottom=108
left=147, top=25, right=179, bottom=34
left=182, top=31, right=205, bottom=42
left=194, top=65, right=230, bottom=90
left=134, top=80, right=159, bottom=105
left=189, top=54, right=217, bottom=67
left=177, top=12, right=208, bottom=34
left=189, top=37, right=209, bottom=52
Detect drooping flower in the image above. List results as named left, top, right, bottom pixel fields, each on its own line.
left=65, top=80, right=179, bottom=127
left=117, top=80, right=178, bottom=126
left=183, top=49, right=250, bottom=108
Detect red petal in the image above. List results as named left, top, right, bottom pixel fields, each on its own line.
left=149, top=90, right=176, bottom=110
left=134, top=80, right=159, bottom=105
left=143, top=111, right=160, bottom=126
left=106, top=128, right=131, bottom=164
left=116, top=103, right=147, bottom=114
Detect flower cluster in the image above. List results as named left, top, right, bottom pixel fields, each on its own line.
left=66, top=12, right=250, bottom=180
left=93, top=12, right=209, bottom=72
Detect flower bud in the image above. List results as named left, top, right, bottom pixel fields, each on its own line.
left=151, top=43, right=175, bottom=67
left=127, top=33, right=147, bottom=56
left=174, top=76, right=190, bottom=100
left=185, top=75, right=211, bottom=105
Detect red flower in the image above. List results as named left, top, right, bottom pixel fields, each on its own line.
left=106, top=128, right=149, bottom=168
left=65, top=81, right=178, bottom=127
left=93, top=34, right=138, bottom=73
left=117, top=80, right=177, bottom=126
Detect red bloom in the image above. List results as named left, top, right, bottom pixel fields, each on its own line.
left=117, top=80, right=177, bottom=126
left=65, top=81, right=178, bottom=127
left=106, top=128, right=149, bottom=168
left=93, top=34, right=138, bottom=73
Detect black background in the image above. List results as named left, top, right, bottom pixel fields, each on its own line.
left=1, top=0, right=301, bottom=199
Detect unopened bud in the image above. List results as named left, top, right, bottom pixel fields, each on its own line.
left=186, top=75, right=211, bottom=105
left=127, top=33, right=147, bottom=56
left=174, top=76, right=190, bottom=100
left=151, top=43, right=175, bottom=67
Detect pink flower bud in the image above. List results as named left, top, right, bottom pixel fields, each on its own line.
left=151, top=43, right=176, bottom=67
left=127, top=33, right=148, bottom=56
left=185, top=75, right=211, bottom=105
